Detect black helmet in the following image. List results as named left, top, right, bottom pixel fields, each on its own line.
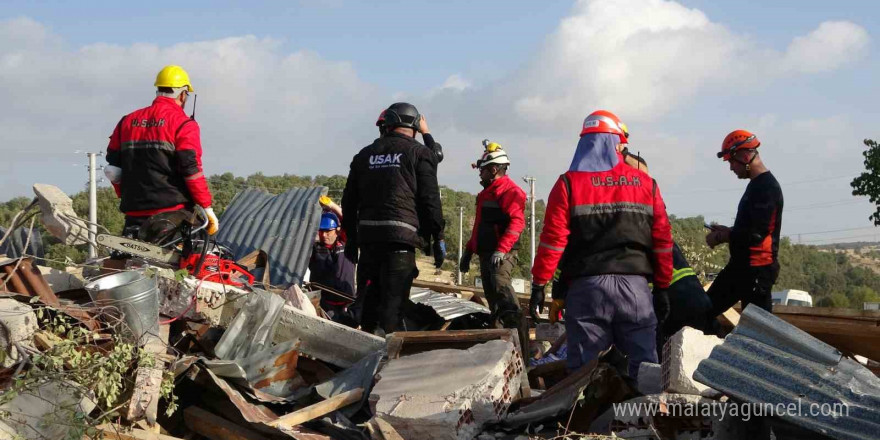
left=380, top=102, right=420, bottom=131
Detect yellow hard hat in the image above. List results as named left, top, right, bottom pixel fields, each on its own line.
left=154, top=65, right=193, bottom=92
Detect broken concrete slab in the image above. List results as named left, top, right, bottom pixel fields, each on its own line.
left=32, top=183, right=89, bottom=246
left=662, top=326, right=723, bottom=395
left=273, top=303, right=385, bottom=368
left=36, top=265, right=84, bottom=292
left=155, top=267, right=249, bottom=326
left=0, top=298, right=38, bottom=368
left=0, top=380, right=97, bottom=440
left=370, top=339, right=523, bottom=440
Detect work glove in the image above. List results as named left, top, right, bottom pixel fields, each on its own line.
left=705, top=225, right=730, bottom=249
left=653, top=289, right=671, bottom=326
left=103, top=165, right=122, bottom=184
left=528, top=283, right=546, bottom=321
left=548, top=298, right=565, bottom=324
left=344, top=244, right=358, bottom=264
left=203, top=207, right=220, bottom=236
left=491, top=251, right=506, bottom=267
left=433, top=239, right=446, bottom=268
left=459, top=250, right=473, bottom=273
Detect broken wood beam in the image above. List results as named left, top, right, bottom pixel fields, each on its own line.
left=126, top=324, right=171, bottom=425
left=184, top=406, right=266, bottom=440
left=267, top=388, right=364, bottom=429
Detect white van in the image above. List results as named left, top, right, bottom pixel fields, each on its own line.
left=771, top=289, right=813, bottom=307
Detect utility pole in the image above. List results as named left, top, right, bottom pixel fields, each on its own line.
left=457, top=207, right=463, bottom=285
left=522, top=176, right=537, bottom=267
left=87, top=152, right=98, bottom=259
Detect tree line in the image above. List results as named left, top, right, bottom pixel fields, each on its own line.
left=1, top=172, right=878, bottom=309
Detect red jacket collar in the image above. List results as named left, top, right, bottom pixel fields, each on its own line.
left=152, top=96, right=185, bottom=113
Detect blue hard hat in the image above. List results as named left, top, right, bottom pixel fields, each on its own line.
left=319, top=213, right=339, bottom=231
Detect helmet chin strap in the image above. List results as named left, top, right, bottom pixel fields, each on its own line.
left=732, top=149, right=758, bottom=171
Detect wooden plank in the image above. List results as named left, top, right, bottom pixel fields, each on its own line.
left=127, top=324, right=171, bottom=424
left=268, top=388, right=364, bottom=429
left=719, top=308, right=740, bottom=327
left=773, top=304, right=880, bottom=321
left=373, top=417, right=406, bottom=440
left=183, top=406, right=265, bottom=440
left=411, top=279, right=483, bottom=294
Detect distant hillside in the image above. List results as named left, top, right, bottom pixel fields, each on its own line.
left=2, top=173, right=878, bottom=309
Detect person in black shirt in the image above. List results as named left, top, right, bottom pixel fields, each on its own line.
left=342, top=102, right=446, bottom=336
left=705, top=130, right=783, bottom=321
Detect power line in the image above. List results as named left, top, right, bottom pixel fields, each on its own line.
left=675, top=198, right=867, bottom=217
left=787, top=226, right=877, bottom=236
left=664, top=174, right=857, bottom=198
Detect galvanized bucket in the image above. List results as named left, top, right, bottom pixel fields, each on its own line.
left=85, top=271, right=159, bottom=345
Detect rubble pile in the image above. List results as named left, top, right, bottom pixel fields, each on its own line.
left=0, top=186, right=878, bottom=440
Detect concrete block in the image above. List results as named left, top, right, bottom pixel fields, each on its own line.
left=0, top=298, right=38, bottom=368
left=37, top=265, right=84, bottom=292
left=0, top=380, right=96, bottom=439
left=662, top=327, right=723, bottom=395
left=155, top=268, right=248, bottom=326
left=274, top=304, right=385, bottom=368
left=370, top=339, right=523, bottom=440
left=637, top=362, right=662, bottom=395
left=32, top=184, right=89, bottom=246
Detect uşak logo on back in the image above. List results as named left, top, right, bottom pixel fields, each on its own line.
left=369, top=153, right=403, bottom=169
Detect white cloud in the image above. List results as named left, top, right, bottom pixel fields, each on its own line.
left=0, top=2, right=872, bottom=212
left=782, top=21, right=869, bottom=74
left=440, top=74, right=471, bottom=91
left=0, top=17, right=384, bottom=198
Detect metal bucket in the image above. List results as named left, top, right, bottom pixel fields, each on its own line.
left=85, top=271, right=159, bottom=345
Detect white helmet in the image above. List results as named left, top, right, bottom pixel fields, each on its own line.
left=473, top=140, right=511, bottom=169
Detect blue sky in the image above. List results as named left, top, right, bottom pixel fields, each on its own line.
left=2, top=0, right=880, bottom=244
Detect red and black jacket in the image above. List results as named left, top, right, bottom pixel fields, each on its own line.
left=729, top=171, right=783, bottom=268
left=106, top=97, right=212, bottom=216
left=466, top=175, right=527, bottom=256
left=532, top=157, right=673, bottom=288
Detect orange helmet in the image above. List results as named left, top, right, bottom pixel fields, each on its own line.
left=580, top=110, right=627, bottom=143
left=718, top=129, right=760, bottom=161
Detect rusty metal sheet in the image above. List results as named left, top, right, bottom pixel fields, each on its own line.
left=197, top=366, right=331, bottom=440
left=204, top=339, right=306, bottom=402
left=0, top=257, right=97, bottom=330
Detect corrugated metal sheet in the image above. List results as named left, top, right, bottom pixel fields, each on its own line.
left=216, top=187, right=325, bottom=287
left=0, top=227, right=44, bottom=262
left=409, top=287, right=490, bottom=320
left=693, top=305, right=880, bottom=440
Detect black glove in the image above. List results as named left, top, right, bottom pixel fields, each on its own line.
left=529, top=283, right=546, bottom=321
left=344, top=245, right=358, bottom=264
left=459, top=250, right=473, bottom=273
left=433, top=239, right=446, bottom=268
left=653, top=289, right=671, bottom=325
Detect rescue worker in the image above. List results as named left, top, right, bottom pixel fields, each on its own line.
left=376, top=110, right=444, bottom=163
left=342, top=102, right=446, bottom=336
left=105, top=65, right=218, bottom=237
left=308, top=212, right=356, bottom=325
left=530, top=110, right=673, bottom=379
left=705, top=130, right=783, bottom=320
left=459, top=141, right=527, bottom=334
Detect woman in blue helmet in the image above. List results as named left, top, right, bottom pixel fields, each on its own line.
left=309, top=211, right=356, bottom=325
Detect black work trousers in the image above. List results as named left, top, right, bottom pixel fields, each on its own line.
left=358, top=243, right=417, bottom=335
left=707, top=263, right=778, bottom=319
left=478, top=252, right=521, bottom=318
